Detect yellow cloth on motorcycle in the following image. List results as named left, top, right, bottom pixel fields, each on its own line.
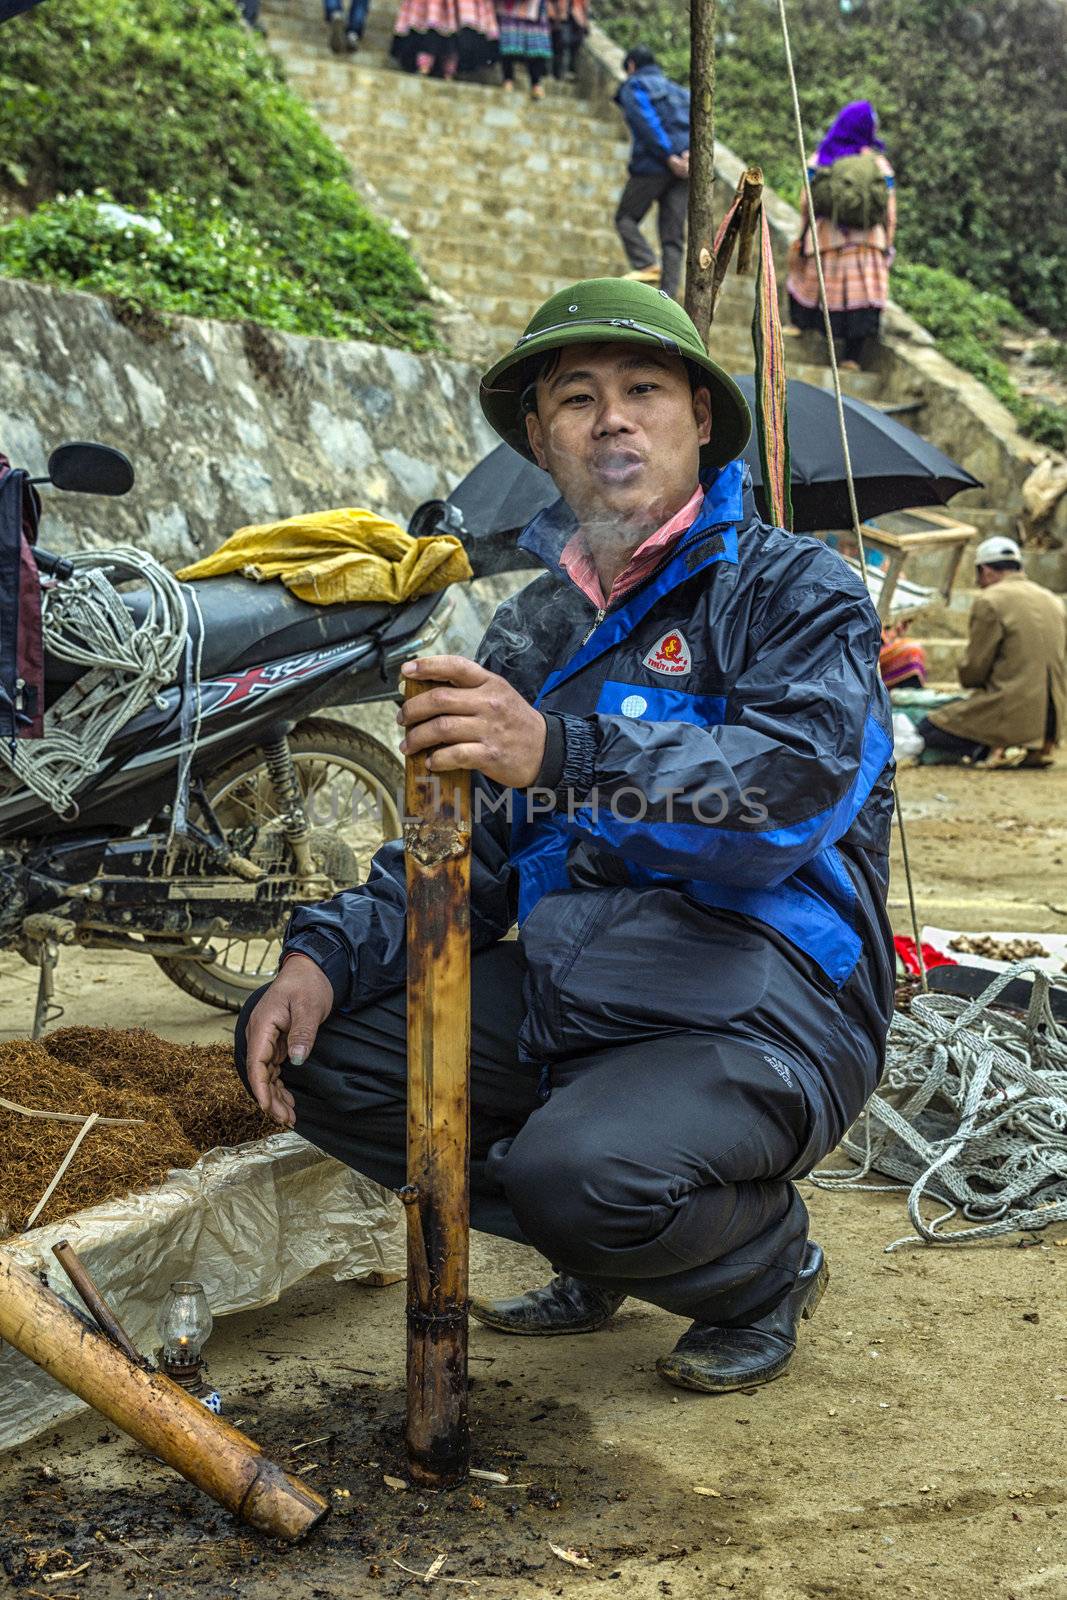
left=176, top=506, right=472, bottom=604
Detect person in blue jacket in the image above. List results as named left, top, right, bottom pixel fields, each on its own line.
left=614, top=46, right=691, bottom=299
left=236, top=278, right=896, bottom=1395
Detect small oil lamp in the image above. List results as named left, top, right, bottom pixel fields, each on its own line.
left=157, top=1280, right=220, bottom=1412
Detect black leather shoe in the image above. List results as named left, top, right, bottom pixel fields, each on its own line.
left=656, top=1242, right=829, bottom=1393
left=470, top=1274, right=626, bottom=1336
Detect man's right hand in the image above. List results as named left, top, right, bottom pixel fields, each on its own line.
left=668, top=149, right=690, bottom=179
left=243, top=954, right=334, bottom=1128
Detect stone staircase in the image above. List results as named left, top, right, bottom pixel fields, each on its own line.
left=260, top=0, right=1062, bottom=685
left=260, top=0, right=881, bottom=401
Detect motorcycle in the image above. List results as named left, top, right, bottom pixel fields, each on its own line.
left=0, top=442, right=457, bottom=1034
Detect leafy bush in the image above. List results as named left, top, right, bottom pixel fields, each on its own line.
left=0, top=0, right=436, bottom=349
left=597, top=0, right=1067, bottom=334
left=0, top=190, right=354, bottom=334
left=892, top=264, right=1067, bottom=451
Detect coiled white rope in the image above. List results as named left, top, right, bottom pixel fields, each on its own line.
left=811, top=964, right=1067, bottom=1248
left=0, top=548, right=189, bottom=816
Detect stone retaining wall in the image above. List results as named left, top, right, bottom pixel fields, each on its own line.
left=0, top=277, right=497, bottom=565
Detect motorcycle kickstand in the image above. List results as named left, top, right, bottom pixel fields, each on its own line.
left=32, top=936, right=63, bottom=1040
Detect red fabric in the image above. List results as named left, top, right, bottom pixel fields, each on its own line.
left=894, top=935, right=956, bottom=978
left=559, top=486, right=704, bottom=611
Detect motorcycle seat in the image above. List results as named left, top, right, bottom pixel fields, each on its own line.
left=46, top=574, right=441, bottom=688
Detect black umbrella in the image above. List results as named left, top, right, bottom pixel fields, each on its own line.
left=443, top=445, right=555, bottom=576
left=441, top=377, right=982, bottom=573
left=733, top=375, right=981, bottom=532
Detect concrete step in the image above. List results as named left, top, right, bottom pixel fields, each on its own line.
left=301, top=66, right=620, bottom=122
left=277, top=43, right=606, bottom=115
left=360, top=164, right=631, bottom=214
left=318, top=92, right=624, bottom=148
left=348, top=153, right=635, bottom=201
left=334, top=126, right=630, bottom=178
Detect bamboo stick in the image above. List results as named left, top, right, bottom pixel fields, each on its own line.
left=710, top=167, right=766, bottom=320
left=0, top=1250, right=329, bottom=1541
left=403, top=677, right=472, bottom=1488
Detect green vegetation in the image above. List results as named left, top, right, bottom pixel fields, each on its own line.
left=598, top=0, right=1067, bottom=448
left=598, top=0, right=1067, bottom=331
left=0, top=0, right=437, bottom=349
left=892, top=264, right=1067, bottom=451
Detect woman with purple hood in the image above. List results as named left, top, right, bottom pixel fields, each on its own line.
left=786, top=99, right=896, bottom=369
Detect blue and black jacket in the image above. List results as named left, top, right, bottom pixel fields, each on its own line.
left=615, top=63, right=691, bottom=176
left=286, top=462, right=896, bottom=1122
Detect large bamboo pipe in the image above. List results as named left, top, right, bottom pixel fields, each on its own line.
left=403, top=676, right=472, bottom=1488
left=0, top=1251, right=329, bottom=1540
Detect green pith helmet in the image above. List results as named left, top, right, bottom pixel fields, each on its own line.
left=479, top=277, right=752, bottom=471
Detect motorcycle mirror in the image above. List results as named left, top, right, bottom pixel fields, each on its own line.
left=408, top=499, right=466, bottom=541
left=43, top=442, right=135, bottom=497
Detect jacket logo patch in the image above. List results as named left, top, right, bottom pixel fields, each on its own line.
left=763, top=1053, right=793, bottom=1085
left=642, top=630, right=692, bottom=676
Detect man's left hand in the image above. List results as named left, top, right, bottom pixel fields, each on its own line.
left=398, top=655, right=547, bottom=787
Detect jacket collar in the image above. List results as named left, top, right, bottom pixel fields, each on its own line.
left=614, top=62, right=665, bottom=98
left=518, top=458, right=749, bottom=584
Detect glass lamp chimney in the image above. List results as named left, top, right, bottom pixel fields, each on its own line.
left=158, top=1280, right=213, bottom=1368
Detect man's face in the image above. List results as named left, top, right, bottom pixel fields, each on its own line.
left=524, top=343, right=712, bottom=535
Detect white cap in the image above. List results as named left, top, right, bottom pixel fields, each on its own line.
left=975, top=535, right=1021, bottom=566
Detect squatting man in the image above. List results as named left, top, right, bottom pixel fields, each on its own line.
left=237, top=279, right=896, bottom=1393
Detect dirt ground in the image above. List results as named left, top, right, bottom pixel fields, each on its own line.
left=0, top=760, right=1064, bottom=1598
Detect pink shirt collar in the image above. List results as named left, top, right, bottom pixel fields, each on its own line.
left=559, top=486, right=705, bottom=611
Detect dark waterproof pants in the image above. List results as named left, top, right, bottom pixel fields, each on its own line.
left=234, top=939, right=850, bottom=1329
left=917, top=714, right=988, bottom=764
left=615, top=173, right=688, bottom=300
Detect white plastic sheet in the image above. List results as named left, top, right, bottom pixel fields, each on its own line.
left=0, top=1133, right=405, bottom=1450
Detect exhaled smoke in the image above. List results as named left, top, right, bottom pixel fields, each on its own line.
left=581, top=509, right=653, bottom=553
left=486, top=610, right=533, bottom=657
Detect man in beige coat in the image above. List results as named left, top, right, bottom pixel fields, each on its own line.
left=918, top=537, right=1066, bottom=767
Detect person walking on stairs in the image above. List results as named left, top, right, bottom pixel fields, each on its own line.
left=548, top=0, right=587, bottom=81
left=324, top=0, right=370, bottom=53
left=391, top=0, right=499, bottom=77
left=497, top=0, right=553, bottom=98
left=786, top=99, right=896, bottom=371
left=917, top=537, right=1066, bottom=768
left=235, top=278, right=896, bottom=1396
left=613, top=47, right=691, bottom=300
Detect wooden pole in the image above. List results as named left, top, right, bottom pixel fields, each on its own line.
left=0, top=1250, right=329, bottom=1541
left=52, top=1239, right=142, bottom=1363
left=684, top=0, right=718, bottom=340
left=403, top=677, right=472, bottom=1489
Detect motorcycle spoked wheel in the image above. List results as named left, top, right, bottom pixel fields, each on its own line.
left=154, top=716, right=403, bottom=1013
